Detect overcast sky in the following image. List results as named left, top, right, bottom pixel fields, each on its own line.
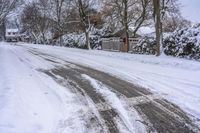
left=180, top=0, right=200, bottom=23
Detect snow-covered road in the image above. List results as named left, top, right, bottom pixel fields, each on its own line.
left=0, top=42, right=200, bottom=133
left=21, top=43, right=200, bottom=120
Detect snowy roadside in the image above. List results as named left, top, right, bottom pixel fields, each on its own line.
left=20, top=43, right=200, bottom=125
left=0, top=43, right=104, bottom=133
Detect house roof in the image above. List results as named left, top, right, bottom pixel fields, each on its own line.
left=6, top=29, right=19, bottom=33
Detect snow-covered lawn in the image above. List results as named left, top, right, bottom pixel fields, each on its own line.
left=19, top=43, right=200, bottom=124
left=0, top=42, right=200, bottom=132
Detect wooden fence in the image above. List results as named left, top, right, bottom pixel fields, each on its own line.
left=101, top=37, right=123, bottom=51
left=101, top=37, right=140, bottom=52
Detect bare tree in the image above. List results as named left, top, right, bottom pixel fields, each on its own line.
left=21, top=0, right=92, bottom=46
left=0, top=0, right=19, bottom=40
left=21, top=1, right=52, bottom=44
left=50, top=0, right=65, bottom=46
left=123, top=0, right=129, bottom=52
left=76, top=0, right=93, bottom=49
left=131, top=0, right=150, bottom=37
left=162, top=15, right=191, bottom=32
left=102, top=0, right=151, bottom=52
left=21, top=2, right=41, bottom=43
left=0, top=19, right=6, bottom=41
left=153, top=0, right=182, bottom=56
left=0, top=0, right=19, bottom=25
left=161, top=0, right=191, bottom=32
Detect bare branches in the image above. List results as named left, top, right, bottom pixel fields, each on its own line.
left=17, top=0, right=188, bottom=51
left=132, top=0, right=150, bottom=37
left=76, top=0, right=93, bottom=49
left=102, top=0, right=151, bottom=33
left=0, top=0, right=19, bottom=25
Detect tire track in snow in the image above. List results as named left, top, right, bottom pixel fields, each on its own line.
left=26, top=46, right=200, bottom=133
left=45, top=67, right=119, bottom=133
left=82, top=74, right=146, bottom=133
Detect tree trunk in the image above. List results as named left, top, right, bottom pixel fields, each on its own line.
left=0, top=20, right=6, bottom=41
left=125, top=27, right=129, bottom=52
left=160, top=19, right=163, bottom=55
left=160, top=0, right=166, bottom=56
left=42, top=32, right=46, bottom=44
left=78, top=0, right=91, bottom=50
left=124, top=0, right=129, bottom=52
left=59, top=33, right=62, bottom=46
left=58, top=21, right=62, bottom=46
left=85, top=30, right=91, bottom=49
left=154, top=0, right=161, bottom=56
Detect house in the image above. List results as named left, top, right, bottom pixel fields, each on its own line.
left=5, top=29, right=19, bottom=42
left=101, top=29, right=140, bottom=52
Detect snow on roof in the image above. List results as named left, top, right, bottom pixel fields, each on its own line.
left=130, top=26, right=155, bottom=35
left=6, top=29, right=19, bottom=33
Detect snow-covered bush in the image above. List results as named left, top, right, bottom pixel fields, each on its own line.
left=132, top=25, right=200, bottom=60
left=61, top=26, right=111, bottom=49
left=62, top=33, right=87, bottom=48
left=132, top=36, right=156, bottom=55
left=90, top=35, right=101, bottom=49
left=28, top=31, right=53, bottom=45
left=163, top=25, right=200, bottom=60
left=61, top=33, right=100, bottom=49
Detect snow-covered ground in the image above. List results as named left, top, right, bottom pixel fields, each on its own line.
left=19, top=43, right=200, bottom=123
left=0, top=42, right=200, bottom=132
left=0, top=43, right=104, bottom=133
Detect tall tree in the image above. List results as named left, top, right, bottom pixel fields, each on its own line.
left=102, top=0, right=151, bottom=52
left=0, top=19, right=6, bottom=41
left=161, top=0, right=190, bottom=32
left=153, top=0, right=181, bottom=56
left=153, top=0, right=161, bottom=56
left=123, top=0, right=129, bottom=52
left=21, top=1, right=53, bottom=44
left=52, top=0, right=65, bottom=46
left=132, top=0, right=150, bottom=37
left=77, top=0, right=93, bottom=49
